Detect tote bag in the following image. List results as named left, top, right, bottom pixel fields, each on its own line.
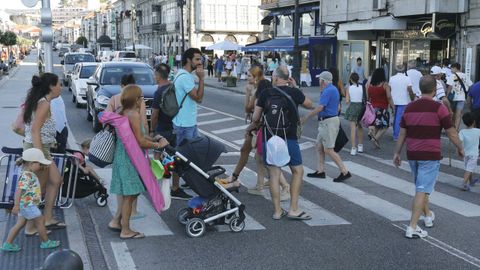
left=360, top=102, right=376, bottom=128
left=88, top=126, right=116, bottom=168
left=334, top=125, right=349, bottom=153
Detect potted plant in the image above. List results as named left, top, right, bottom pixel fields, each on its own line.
left=221, top=76, right=237, bottom=87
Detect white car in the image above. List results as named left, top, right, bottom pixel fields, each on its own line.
left=98, top=51, right=113, bottom=62
left=111, top=51, right=137, bottom=62
left=70, top=62, right=98, bottom=108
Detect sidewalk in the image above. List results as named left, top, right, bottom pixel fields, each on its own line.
left=0, top=52, right=92, bottom=270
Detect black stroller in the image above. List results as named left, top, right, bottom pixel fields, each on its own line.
left=61, top=151, right=108, bottom=207
left=164, top=136, right=246, bottom=238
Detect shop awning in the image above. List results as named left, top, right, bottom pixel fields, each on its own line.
left=242, top=37, right=309, bottom=52
left=337, top=16, right=407, bottom=40
left=261, top=15, right=274, bottom=25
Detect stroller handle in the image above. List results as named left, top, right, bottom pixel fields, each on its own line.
left=164, top=145, right=177, bottom=156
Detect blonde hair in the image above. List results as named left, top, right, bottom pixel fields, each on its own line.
left=120, top=85, right=142, bottom=110
left=249, top=66, right=265, bottom=88
left=81, top=139, right=91, bottom=149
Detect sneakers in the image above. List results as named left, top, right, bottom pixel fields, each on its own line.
left=180, top=183, right=190, bottom=189
left=247, top=186, right=265, bottom=196
left=280, top=185, right=290, bottom=201
left=357, top=144, right=364, bottom=153
left=333, top=172, right=351, bottom=182
left=306, top=171, right=326, bottom=178
left=1, top=242, right=21, bottom=252
left=171, top=188, right=193, bottom=200
left=350, top=147, right=357, bottom=156
left=470, top=178, right=479, bottom=187
left=405, top=225, right=428, bottom=239
left=424, top=211, right=435, bottom=228
left=462, top=184, right=471, bottom=191
left=40, top=240, right=60, bottom=249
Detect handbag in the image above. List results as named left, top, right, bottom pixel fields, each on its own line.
left=11, top=103, right=25, bottom=136
left=334, top=125, right=349, bottom=153
left=88, top=125, right=116, bottom=168
left=360, top=102, right=376, bottom=128
left=161, top=178, right=171, bottom=211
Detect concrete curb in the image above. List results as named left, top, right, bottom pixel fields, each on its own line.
left=204, top=83, right=245, bottom=95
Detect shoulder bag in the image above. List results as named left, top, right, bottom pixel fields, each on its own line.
left=88, top=125, right=116, bottom=168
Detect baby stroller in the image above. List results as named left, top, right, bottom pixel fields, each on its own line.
left=164, top=136, right=246, bottom=238
left=61, top=150, right=108, bottom=207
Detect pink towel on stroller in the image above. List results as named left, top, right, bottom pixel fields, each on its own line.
left=99, top=111, right=165, bottom=213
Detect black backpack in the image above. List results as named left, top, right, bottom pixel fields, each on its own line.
left=263, top=88, right=293, bottom=137
left=160, top=74, right=188, bottom=118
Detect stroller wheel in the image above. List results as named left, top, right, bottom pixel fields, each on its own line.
left=93, top=192, right=99, bottom=199
left=177, top=208, right=190, bottom=225
left=185, top=218, right=206, bottom=238
left=96, top=196, right=107, bottom=207
left=229, top=217, right=245, bottom=233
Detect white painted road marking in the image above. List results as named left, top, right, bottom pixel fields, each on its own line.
left=197, top=117, right=235, bottom=126
left=111, top=242, right=137, bottom=270
left=212, top=124, right=250, bottom=134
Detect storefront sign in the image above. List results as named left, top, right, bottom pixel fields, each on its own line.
left=465, top=47, right=472, bottom=80
left=401, top=14, right=456, bottom=39
left=432, top=13, right=456, bottom=38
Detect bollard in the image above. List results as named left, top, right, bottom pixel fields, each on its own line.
left=42, top=249, right=83, bottom=270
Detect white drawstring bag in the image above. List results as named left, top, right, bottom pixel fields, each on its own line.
left=266, top=135, right=290, bottom=167
left=161, top=179, right=171, bottom=211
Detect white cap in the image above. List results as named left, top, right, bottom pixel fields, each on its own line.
left=430, top=66, right=443, bottom=75
left=22, top=148, right=52, bottom=165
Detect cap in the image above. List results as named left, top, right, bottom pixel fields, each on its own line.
left=430, top=66, right=442, bottom=75
left=22, top=148, right=51, bottom=165
left=315, top=71, right=333, bottom=82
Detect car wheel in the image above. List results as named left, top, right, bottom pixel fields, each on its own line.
left=75, top=96, right=81, bottom=108
left=92, top=109, right=102, bottom=132
left=72, top=93, right=76, bottom=103
left=86, top=101, right=92, bottom=121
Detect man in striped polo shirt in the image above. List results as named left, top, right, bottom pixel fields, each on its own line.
left=393, top=75, right=464, bottom=239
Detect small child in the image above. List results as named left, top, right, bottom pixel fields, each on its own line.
left=458, top=112, right=480, bottom=191
left=79, top=139, right=103, bottom=183
left=1, top=148, right=61, bottom=252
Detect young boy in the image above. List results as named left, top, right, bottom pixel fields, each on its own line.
left=459, top=112, right=480, bottom=191
left=1, top=148, right=61, bottom=252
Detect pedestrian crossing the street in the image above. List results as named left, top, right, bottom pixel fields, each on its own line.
left=93, top=106, right=480, bottom=238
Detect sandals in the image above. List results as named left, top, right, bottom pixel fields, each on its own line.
left=287, top=211, right=312, bottom=221
left=25, top=230, right=52, bottom=237
left=46, top=221, right=67, bottom=230
left=272, top=209, right=287, bottom=220
left=40, top=240, right=61, bottom=249
left=1, top=242, right=21, bottom=252
left=120, top=232, right=145, bottom=240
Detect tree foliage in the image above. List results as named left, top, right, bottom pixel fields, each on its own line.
left=0, top=31, right=17, bottom=46
left=76, top=36, right=88, bottom=47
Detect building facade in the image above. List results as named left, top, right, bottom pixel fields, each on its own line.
left=319, top=0, right=480, bottom=83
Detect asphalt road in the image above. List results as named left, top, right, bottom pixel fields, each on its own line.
left=51, top=54, right=480, bottom=270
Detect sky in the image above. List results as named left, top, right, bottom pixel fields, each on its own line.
left=8, top=0, right=61, bottom=9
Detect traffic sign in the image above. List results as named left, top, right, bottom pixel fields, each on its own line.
left=21, top=0, right=38, bottom=8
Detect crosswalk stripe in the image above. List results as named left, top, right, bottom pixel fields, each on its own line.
left=340, top=161, right=480, bottom=217
left=220, top=152, right=241, bottom=156
left=110, top=242, right=137, bottom=269
left=299, top=141, right=315, bottom=151
left=197, top=112, right=217, bottom=117
left=233, top=139, right=245, bottom=145
left=441, top=157, right=478, bottom=173
left=95, top=169, right=174, bottom=236
left=215, top=213, right=266, bottom=232
left=222, top=165, right=351, bottom=226
left=297, top=166, right=411, bottom=221
left=212, top=124, right=250, bottom=134
left=197, top=117, right=235, bottom=126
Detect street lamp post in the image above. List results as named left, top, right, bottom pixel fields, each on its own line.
left=177, top=0, right=186, bottom=54
left=131, top=4, right=136, bottom=52
left=292, top=0, right=301, bottom=86
left=115, top=11, right=119, bottom=50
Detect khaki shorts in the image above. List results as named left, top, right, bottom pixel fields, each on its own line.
left=23, top=142, right=53, bottom=160
left=316, top=117, right=340, bottom=149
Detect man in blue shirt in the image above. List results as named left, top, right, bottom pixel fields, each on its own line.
left=301, top=71, right=351, bottom=182
left=468, top=81, right=480, bottom=128
left=173, top=48, right=205, bottom=146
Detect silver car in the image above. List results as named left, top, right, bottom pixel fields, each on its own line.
left=61, top=52, right=95, bottom=85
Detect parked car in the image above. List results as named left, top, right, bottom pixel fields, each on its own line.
left=111, top=51, right=137, bottom=62
left=58, top=47, right=70, bottom=57
left=70, top=62, right=98, bottom=108
left=97, top=51, right=113, bottom=62
left=61, top=52, right=95, bottom=85
left=86, top=62, right=157, bottom=132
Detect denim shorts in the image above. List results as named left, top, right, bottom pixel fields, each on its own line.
left=19, top=205, right=42, bottom=220
left=263, top=138, right=302, bottom=167
left=173, top=125, right=198, bottom=146
left=408, top=160, right=440, bottom=194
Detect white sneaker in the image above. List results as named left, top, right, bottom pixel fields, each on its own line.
left=247, top=186, right=264, bottom=196
left=280, top=185, right=290, bottom=201
left=350, top=147, right=357, bottom=156
left=424, top=211, right=435, bottom=228
left=357, top=144, right=363, bottom=153
left=405, top=225, right=428, bottom=239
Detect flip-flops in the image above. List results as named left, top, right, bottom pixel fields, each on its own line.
left=130, top=212, right=147, bottom=220
left=108, top=225, right=122, bottom=232
left=40, top=240, right=60, bottom=249
left=46, top=221, right=66, bottom=230
left=272, top=209, right=287, bottom=220
left=120, top=232, right=145, bottom=240
left=25, top=230, right=52, bottom=237
left=287, top=211, right=312, bottom=221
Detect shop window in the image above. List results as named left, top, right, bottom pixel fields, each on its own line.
left=311, top=43, right=332, bottom=70
left=301, top=13, right=313, bottom=36
left=276, top=15, right=293, bottom=37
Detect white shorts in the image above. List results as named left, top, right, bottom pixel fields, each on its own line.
left=464, top=155, right=478, bottom=173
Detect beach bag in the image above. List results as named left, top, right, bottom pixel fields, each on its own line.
left=334, top=125, right=349, bottom=152
left=150, top=159, right=171, bottom=210
left=266, top=135, right=290, bottom=167
left=11, top=103, right=25, bottom=136
left=160, top=74, right=188, bottom=117
left=160, top=179, right=171, bottom=211
left=360, top=102, right=376, bottom=128
left=88, top=126, right=116, bottom=168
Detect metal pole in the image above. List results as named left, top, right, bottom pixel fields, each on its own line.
left=132, top=5, right=136, bottom=51
left=179, top=0, right=185, bottom=54
left=42, top=0, right=53, bottom=72
left=292, top=0, right=300, bottom=85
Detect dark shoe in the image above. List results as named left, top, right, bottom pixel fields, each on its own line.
left=306, top=171, right=326, bottom=178
left=333, top=172, right=351, bottom=182
left=171, top=188, right=193, bottom=200
left=181, top=183, right=190, bottom=189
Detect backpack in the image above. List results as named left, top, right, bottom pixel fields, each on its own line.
left=262, top=88, right=293, bottom=137
left=159, top=74, right=188, bottom=117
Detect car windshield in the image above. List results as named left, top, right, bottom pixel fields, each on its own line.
left=100, top=67, right=155, bottom=85
left=118, top=52, right=136, bottom=58
left=65, top=54, right=95, bottom=65
left=79, top=66, right=97, bottom=78
left=60, top=48, right=69, bottom=52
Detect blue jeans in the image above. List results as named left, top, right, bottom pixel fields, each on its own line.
left=408, top=160, right=440, bottom=194
left=393, top=105, right=406, bottom=140
left=173, top=125, right=198, bottom=146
